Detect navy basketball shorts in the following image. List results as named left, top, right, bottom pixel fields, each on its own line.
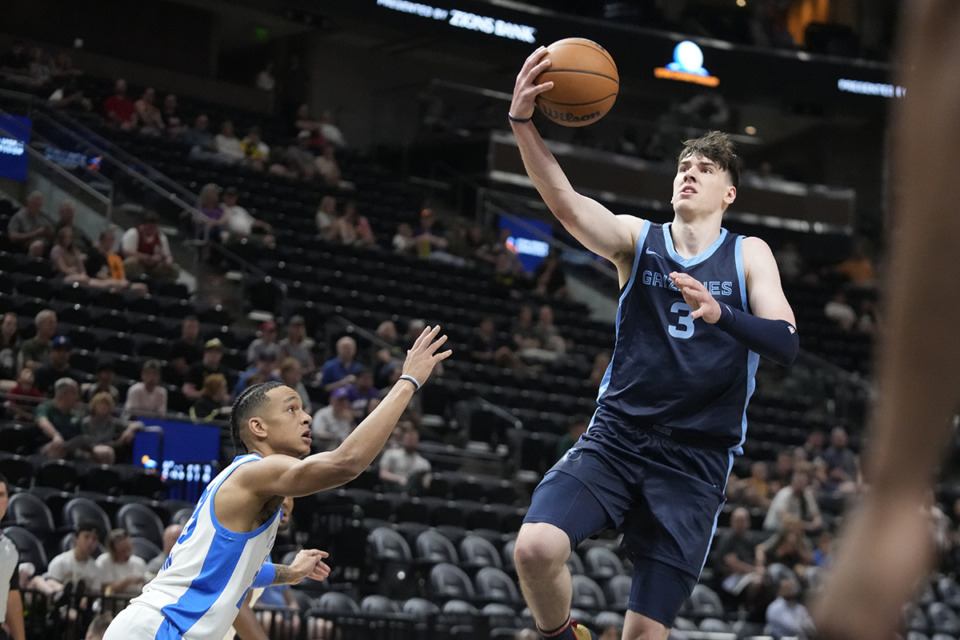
left=523, top=411, right=731, bottom=627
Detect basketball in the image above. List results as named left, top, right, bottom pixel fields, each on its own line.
left=535, top=38, right=619, bottom=127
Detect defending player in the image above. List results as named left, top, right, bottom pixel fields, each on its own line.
left=104, top=326, right=451, bottom=640
left=508, top=48, right=797, bottom=640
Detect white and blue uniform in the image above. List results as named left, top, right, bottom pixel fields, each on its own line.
left=105, top=454, right=281, bottom=640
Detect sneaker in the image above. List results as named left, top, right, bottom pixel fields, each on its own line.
left=571, top=620, right=598, bottom=640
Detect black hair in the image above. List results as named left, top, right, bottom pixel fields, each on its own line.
left=76, top=521, right=100, bottom=537
left=230, top=381, right=286, bottom=455
left=0, top=472, right=7, bottom=489
left=679, top=130, right=741, bottom=189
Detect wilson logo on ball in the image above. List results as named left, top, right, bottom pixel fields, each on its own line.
left=534, top=38, right=618, bottom=128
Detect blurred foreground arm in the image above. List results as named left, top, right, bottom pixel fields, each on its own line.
left=812, top=2, right=960, bottom=638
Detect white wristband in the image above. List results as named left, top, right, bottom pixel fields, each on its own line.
left=398, top=374, right=421, bottom=391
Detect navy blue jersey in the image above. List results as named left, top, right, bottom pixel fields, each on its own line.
left=595, top=221, right=759, bottom=451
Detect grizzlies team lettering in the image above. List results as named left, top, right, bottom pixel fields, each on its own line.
left=641, top=270, right=733, bottom=296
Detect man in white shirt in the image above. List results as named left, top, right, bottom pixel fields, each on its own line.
left=44, top=522, right=102, bottom=594
left=124, top=360, right=168, bottom=418
left=310, top=387, right=354, bottom=449
left=379, top=428, right=431, bottom=493
left=97, top=529, right=148, bottom=598
left=222, top=187, right=274, bottom=247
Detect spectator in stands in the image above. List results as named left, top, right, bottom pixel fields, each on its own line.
left=7, top=191, right=54, bottom=256
left=96, top=529, right=147, bottom=598
left=166, top=315, right=203, bottom=386
left=54, top=200, right=91, bottom=254
left=134, top=87, right=164, bottom=136
left=190, top=373, right=231, bottom=423
left=469, top=315, right=526, bottom=372
left=318, top=110, right=346, bottom=149
left=756, top=514, right=814, bottom=575
left=48, top=77, right=92, bottom=111
left=85, top=614, right=113, bottom=640
left=283, top=130, right=317, bottom=181
left=713, top=506, right=766, bottom=613
left=343, top=368, right=378, bottom=419
left=823, top=290, right=858, bottom=331
left=121, top=211, right=181, bottom=282
left=533, top=248, right=569, bottom=300
left=586, top=350, right=611, bottom=391
left=764, top=578, right=815, bottom=639
left=830, top=239, right=876, bottom=288
left=413, top=208, right=448, bottom=258
left=372, top=320, right=404, bottom=388
left=392, top=222, right=417, bottom=255
left=821, top=426, right=859, bottom=494
left=5, top=367, right=43, bottom=420
left=35, top=377, right=83, bottom=459
left=0, top=473, right=25, bottom=639
left=235, top=351, right=280, bottom=397
left=103, top=78, right=137, bottom=131
left=512, top=304, right=539, bottom=352
left=379, top=427, right=432, bottom=494
left=51, top=226, right=116, bottom=288
left=17, top=309, right=57, bottom=372
left=82, top=392, right=138, bottom=464
left=85, top=228, right=147, bottom=294
left=50, top=51, right=82, bottom=81
left=315, top=195, right=337, bottom=236
left=44, top=521, right=102, bottom=594
left=214, top=120, right=245, bottom=164
left=813, top=531, right=834, bottom=567
left=803, top=429, right=826, bottom=463
left=124, top=360, right=167, bottom=418
left=769, top=449, right=795, bottom=494
left=185, top=114, right=220, bottom=162
left=82, top=361, right=120, bottom=404
left=554, top=416, right=589, bottom=462
left=255, top=62, right=275, bottom=92
left=279, top=357, right=311, bottom=415
left=26, top=46, right=51, bottom=89
left=222, top=187, right=274, bottom=248
left=327, top=200, right=375, bottom=247
left=247, top=321, right=280, bottom=365
left=195, top=182, right=228, bottom=244
left=183, top=338, right=231, bottom=401
left=278, top=316, right=315, bottom=376
left=319, top=336, right=363, bottom=392
left=531, top=304, right=567, bottom=356
left=0, top=312, right=20, bottom=381
left=492, top=251, right=528, bottom=297
left=763, top=469, right=822, bottom=533
left=161, top=93, right=185, bottom=135
left=313, top=144, right=345, bottom=188
left=0, top=40, right=29, bottom=76
left=310, top=386, right=355, bottom=450
left=34, top=335, right=82, bottom=395
left=146, top=524, right=183, bottom=575
left=240, top=126, right=270, bottom=171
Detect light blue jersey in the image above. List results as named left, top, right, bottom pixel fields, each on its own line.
left=110, top=454, right=281, bottom=640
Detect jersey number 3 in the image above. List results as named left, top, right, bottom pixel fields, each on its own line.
left=668, top=302, right=695, bottom=339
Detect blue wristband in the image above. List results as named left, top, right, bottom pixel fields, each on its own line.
left=715, top=303, right=799, bottom=366
left=252, top=562, right=276, bottom=588
left=398, top=374, right=421, bottom=391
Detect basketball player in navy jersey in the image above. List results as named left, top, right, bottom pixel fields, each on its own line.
left=508, top=49, right=798, bottom=640
left=104, top=327, right=451, bottom=640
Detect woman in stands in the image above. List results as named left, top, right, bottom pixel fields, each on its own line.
left=50, top=226, right=114, bottom=289
left=0, top=311, right=20, bottom=381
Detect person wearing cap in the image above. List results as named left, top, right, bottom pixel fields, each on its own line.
left=16, top=309, right=57, bottom=372
left=183, top=338, right=233, bottom=401
left=319, top=336, right=363, bottom=393
left=124, top=360, right=168, bottom=419
left=234, top=349, right=281, bottom=397
left=222, top=187, right=274, bottom=248
left=35, top=378, right=83, bottom=459
left=121, top=211, right=180, bottom=282
left=43, top=521, right=103, bottom=594
left=33, top=336, right=83, bottom=396
left=310, top=386, right=355, bottom=450
left=247, top=321, right=279, bottom=366
left=278, top=316, right=315, bottom=376
left=82, top=360, right=121, bottom=404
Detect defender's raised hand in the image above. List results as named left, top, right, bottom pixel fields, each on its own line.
left=401, top=326, right=452, bottom=388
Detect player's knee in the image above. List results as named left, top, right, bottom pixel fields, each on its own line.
left=514, top=523, right=569, bottom=575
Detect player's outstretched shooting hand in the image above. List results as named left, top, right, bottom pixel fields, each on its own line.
left=670, top=272, right=721, bottom=323
left=510, top=46, right=553, bottom=121
left=401, top=326, right=452, bottom=387
left=289, top=549, right=331, bottom=584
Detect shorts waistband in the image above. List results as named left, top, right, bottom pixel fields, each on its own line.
left=643, top=422, right=735, bottom=451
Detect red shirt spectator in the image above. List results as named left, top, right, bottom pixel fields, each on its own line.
left=103, top=78, right=137, bottom=130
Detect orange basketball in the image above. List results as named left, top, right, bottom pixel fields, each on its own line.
left=535, top=38, right=619, bottom=127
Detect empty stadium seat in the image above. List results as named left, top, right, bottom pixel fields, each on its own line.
left=116, top=502, right=165, bottom=547
left=415, top=529, right=459, bottom=566
left=458, top=534, right=502, bottom=571
left=570, top=574, right=607, bottom=612
left=474, top=567, right=520, bottom=606
left=360, top=594, right=400, bottom=614
left=3, top=525, right=49, bottom=572
left=5, top=492, right=56, bottom=538
left=427, top=563, right=475, bottom=602
left=312, top=591, right=360, bottom=614
left=130, top=536, right=162, bottom=563
left=584, top=546, right=625, bottom=581
left=61, top=497, right=112, bottom=538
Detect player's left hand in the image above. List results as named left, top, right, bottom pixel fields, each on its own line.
left=290, top=549, right=332, bottom=583
left=670, top=272, right=721, bottom=324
